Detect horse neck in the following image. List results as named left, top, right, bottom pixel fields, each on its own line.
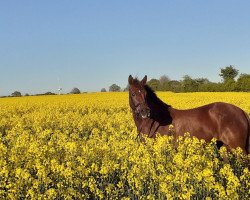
left=148, top=97, right=173, bottom=125
left=132, top=111, right=155, bottom=134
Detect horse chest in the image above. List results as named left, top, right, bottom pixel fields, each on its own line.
left=138, top=120, right=172, bottom=137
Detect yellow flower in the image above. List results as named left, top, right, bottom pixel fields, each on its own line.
left=0, top=92, right=249, bottom=199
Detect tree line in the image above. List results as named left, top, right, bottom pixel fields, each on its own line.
left=2, top=88, right=83, bottom=98
left=147, top=66, right=250, bottom=92
left=2, top=66, right=249, bottom=97
left=109, top=65, right=249, bottom=92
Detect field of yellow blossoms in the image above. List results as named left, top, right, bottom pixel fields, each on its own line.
left=0, top=92, right=250, bottom=199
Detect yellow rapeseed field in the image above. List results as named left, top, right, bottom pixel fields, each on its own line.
left=0, top=92, right=250, bottom=199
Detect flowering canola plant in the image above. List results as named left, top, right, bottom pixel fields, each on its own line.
left=0, top=92, right=250, bottom=199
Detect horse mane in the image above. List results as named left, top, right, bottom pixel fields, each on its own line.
left=144, top=84, right=172, bottom=125
left=144, top=85, right=171, bottom=108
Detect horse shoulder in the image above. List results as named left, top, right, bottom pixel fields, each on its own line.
left=169, top=105, right=218, bottom=139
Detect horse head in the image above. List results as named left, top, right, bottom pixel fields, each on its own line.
left=128, top=75, right=150, bottom=119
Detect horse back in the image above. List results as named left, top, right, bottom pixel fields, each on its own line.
left=170, top=102, right=248, bottom=146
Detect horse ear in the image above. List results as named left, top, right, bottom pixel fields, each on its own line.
left=128, top=75, right=134, bottom=85
left=141, top=75, right=147, bottom=85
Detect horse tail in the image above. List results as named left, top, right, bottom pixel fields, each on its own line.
left=244, top=111, right=250, bottom=154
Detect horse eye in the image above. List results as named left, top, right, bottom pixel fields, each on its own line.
left=132, top=93, right=135, bottom=96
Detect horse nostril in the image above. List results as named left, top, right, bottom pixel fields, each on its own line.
left=140, top=108, right=150, bottom=119
left=146, top=109, right=150, bottom=117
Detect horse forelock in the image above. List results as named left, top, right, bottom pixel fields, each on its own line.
left=130, top=77, right=141, bottom=87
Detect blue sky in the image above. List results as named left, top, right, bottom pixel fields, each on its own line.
left=1, top=0, right=250, bottom=95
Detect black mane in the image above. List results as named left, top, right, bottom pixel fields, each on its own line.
left=144, top=85, right=171, bottom=108
left=144, top=84, right=172, bottom=125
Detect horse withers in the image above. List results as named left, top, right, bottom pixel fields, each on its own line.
left=128, top=75, right=250, bottom=154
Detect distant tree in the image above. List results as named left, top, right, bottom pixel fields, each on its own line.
left=160, top=81, right=170, bottom=91
left=159, top=75, right=170, bottom=85
left=11, top=91, right=22, bottom=97
left=199, top=82, right=220, bottom=92
left=168, top=80, right=182, bottom=92
left=101, top=88, right=107, bottom=92
left=71, top=88, right=81, bottom=94
left=195, top=78, right=210, bottom=85
left=194, top=78, right=210, bottom=92
left=44, top=92, right=56, bottom=95
left=35, top=92, right=56, bottom=96
left=25, top=93, right=30, bottom=96
left=223, top=79, right=237, bottom=91
left=147, top=79, right=160, bottom=91
left=237, top=73, right=250, bottom=91
left=219, top=65, right=239, bottom=82
left=123, top=84, right=129, bottom=92
left=182, top=75, right=198, bottom=92
left=159, top=75, right=171, bottom=91
left=109, top=84, right=121, bottom=92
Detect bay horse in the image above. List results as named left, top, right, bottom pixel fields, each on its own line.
left=128, top=75, right=250, bottom=154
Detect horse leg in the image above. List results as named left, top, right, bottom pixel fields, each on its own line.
left=224, top=138, right=247, bottom=155
left=219, top=126, right=247, bottom=154
left=215, top=140, right=224, bottom=150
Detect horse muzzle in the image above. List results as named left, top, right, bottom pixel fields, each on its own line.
left=138, top=106, right=150, bottom=119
